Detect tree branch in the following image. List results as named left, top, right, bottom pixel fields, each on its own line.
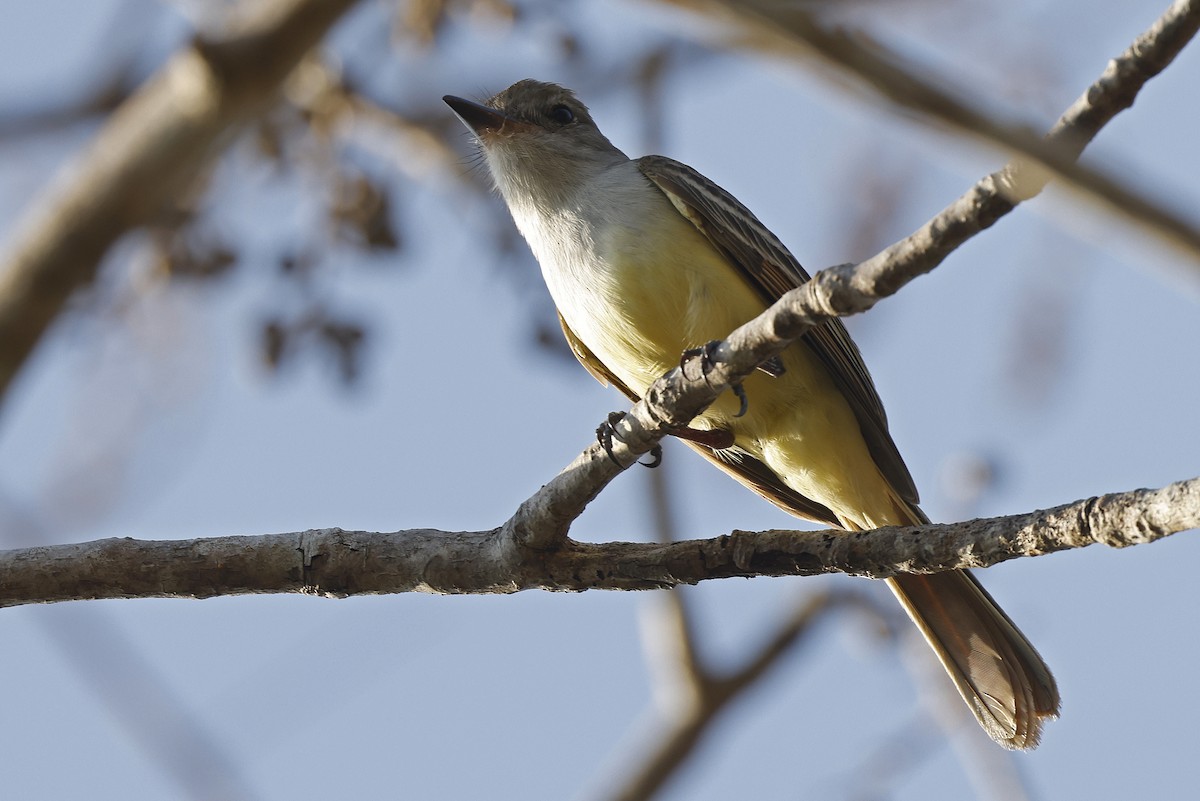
left=2, top=478, right=1195, bottom=607
left=491, top=0, right=1200, bottom=554
left=594, top=590, right=880, bottom=801
left=1, top=0, right=1195, bottom=614
left=663, top=0, right=1200, bottom=263
left=0, top=0, right=362, bottom=409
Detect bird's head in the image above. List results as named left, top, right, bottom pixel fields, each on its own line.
left=444, top=80, right=626, bottom=207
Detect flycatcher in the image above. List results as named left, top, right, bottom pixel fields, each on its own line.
left=445, top=80, right=1059, bottom=749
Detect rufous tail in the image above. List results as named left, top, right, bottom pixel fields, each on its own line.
left=879, top=502, right=1059, bottom=749
left=887, top=570, right=1059, bottom=749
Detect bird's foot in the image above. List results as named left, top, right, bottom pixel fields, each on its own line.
left=730, top=382, right=749, bottom=418
left=596, top=411, right=663, bottom=468
left=680, top=340, right=722, bottom=379
left=681, top=340, right=750, bottom=418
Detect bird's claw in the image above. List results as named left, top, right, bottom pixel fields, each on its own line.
left=596, top=411, right=626, bottom=466
left=597, top=411, right=664, bottom=468
left=731, top=382, right=749, bottom=417
left=680, top=340, right=722, bottom=380
left=640, top=444, right=663, bottom=469
left=681, top=340, right=751, bottom=417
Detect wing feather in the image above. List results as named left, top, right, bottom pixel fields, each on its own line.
left=636, top=154, right=919, bottom=508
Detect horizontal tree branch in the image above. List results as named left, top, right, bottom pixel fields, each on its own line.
left=1, top=0, right=1193, bottom=612
left=2, top=478, right=1195, bottom=607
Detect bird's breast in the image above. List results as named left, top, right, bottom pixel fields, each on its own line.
left=515, top=172, right=767, bottom=402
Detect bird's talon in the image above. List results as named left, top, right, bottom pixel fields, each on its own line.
left=701, top=340, right=721, bottom=376
left=681, top=340, right=723, bottom=384
left=606, top=411, right=627, bottom=437
left=732, top=382, right=749, bottom=417
left=596, top=420, right=619, bottom=466
left=597, top=411, right=633, bottom=466
left=639, top=444, right=663, bottom=468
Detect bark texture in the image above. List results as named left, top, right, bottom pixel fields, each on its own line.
left=3, top=479, right=1195, bottom=607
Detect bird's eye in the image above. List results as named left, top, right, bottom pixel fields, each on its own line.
left=548, top=104, right=575, bottom=125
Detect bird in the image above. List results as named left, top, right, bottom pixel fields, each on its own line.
left=444, top=79, right=1059, bottom=749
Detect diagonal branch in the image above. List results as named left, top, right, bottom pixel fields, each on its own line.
left=498, top=0, right=1200, bottom=552
left=2, top=477, right=1196, bottom=607
left=594, top=590, right=881, bottom=801
left=662, top=0, right=1200, bottom=262
left=585, top=470, right=884, bottom=801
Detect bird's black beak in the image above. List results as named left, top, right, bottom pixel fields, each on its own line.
left=444, top=95, right=524, bottom=135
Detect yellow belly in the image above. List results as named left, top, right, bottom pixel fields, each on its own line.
left=553, top=201, right=897, bottom=528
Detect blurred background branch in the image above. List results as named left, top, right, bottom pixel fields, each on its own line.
left=0, top=0, right=362, bottom=407
left=585, top=466, right=896, bottom=801
left=1, top=1, right=1199, bottom=800
left=662, top=0, right=1200, bottom=263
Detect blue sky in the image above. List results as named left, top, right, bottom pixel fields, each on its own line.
left=2, top=1, right=1199, bottom=799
